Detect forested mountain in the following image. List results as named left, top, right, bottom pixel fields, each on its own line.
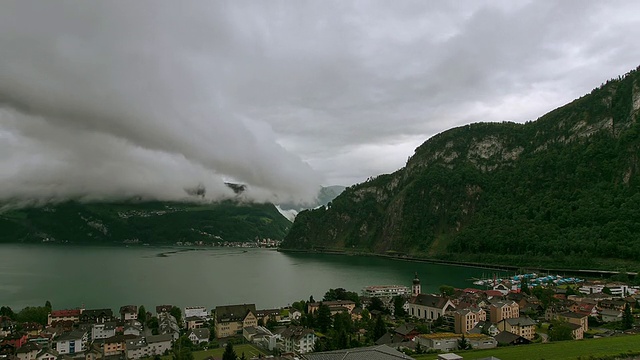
left=282, top=67, right=640, bottom=270
left=0, top=201, right=291, bottom=245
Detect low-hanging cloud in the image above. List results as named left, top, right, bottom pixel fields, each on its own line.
left=2, top=1, right=640, bottom=206
left=0, top=1, right=322, bottom=206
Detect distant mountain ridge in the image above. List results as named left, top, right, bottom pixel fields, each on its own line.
left=0, top=184, right=346, bottom=245
left=282, top=66, right=640, bottom=270
left=0, top=200, right=292, bottom=245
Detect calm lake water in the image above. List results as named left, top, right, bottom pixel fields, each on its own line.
left=0, top=245, right=498, bottom=311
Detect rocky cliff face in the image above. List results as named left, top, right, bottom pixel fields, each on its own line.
left=282, top=67, right=640, bottom=269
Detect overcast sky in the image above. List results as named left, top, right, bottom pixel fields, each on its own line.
left=1, top=1, right=639, bottom=205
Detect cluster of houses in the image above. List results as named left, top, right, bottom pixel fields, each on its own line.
left=374, top=273, right=640, bottom=353
left=2, top=273, right=639, bottom=360
left=0, top=306, right=196, bottom=360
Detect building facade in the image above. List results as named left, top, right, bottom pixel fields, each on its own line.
left=214, top=304, right=258, bottom=338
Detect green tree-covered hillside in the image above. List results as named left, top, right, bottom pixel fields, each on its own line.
left=282, top=66, right=640, bottom=270
left=0, top=200, right=291, bottom=244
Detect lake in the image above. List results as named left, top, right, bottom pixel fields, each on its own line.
left=0, top=244, right=499, bottom=312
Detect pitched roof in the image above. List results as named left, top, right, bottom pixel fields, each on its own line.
left=188, top=328, right=210, bottom=340
left=302, top=344, right=412, bottom=360
left=501, top=317, right=536, bottom=327
left=146, top=334, right=173, bottom=344
left=600, top=309, right=623, bottom=317
left=215, top=304, right=256, bottom=322
left=280, top=326, right=315, bottom=341
left=119, top=305, right=137, bottom=314
left=411, top=294, right=451, bottom=309
left=103, top=334, right=138, bottom=344
left=393, top=323, right=416, bottom=336
left=16, top=343, right=40, bottom=354
left=50, top=310, right=81, bottom=317
left=493, top=331, right=525, bottom=344
left=566, top=323, right=582, bottom=330
left=374, top=332, right=404, bottom=345
left=560, top=311, right=587, bottom=319
left=56, top=330, right=87, bottom=342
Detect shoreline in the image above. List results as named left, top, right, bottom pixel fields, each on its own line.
left=277, top=247, right=638, bottom=279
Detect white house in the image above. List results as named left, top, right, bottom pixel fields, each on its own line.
left=91, top=322, right=117, bottom=340
left=279, top=326, right=316, bottom=354
left=119, top=306, right=138, bottom=321
left=147, top=334, right=173, bottom=355
left=36, top=349, right=58, bottom=360
left=54, top=330, right=88, bottom=354
left=187, top=329, right=210, bottom=344
left=16, top=342, right=40, bottom=360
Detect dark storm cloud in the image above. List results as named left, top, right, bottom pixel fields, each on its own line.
left=1, top=1, right=639, bottom=204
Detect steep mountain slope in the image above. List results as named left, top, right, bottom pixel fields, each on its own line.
left=0, top=201, right=291, bottom=244
left=282, top=67, right=640, bottom=269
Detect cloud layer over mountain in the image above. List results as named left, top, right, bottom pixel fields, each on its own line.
left=1, top=1, right=639, bottom=205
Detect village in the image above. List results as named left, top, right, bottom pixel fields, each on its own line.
left=1, top=272, right=640, bottom=360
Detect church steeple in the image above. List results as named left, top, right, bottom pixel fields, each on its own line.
left=412, top=272, right=421, bottom=296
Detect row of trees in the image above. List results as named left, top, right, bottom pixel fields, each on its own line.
left=0, top=301, right=52, bottom=325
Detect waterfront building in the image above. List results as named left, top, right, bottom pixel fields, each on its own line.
left=362, top=285, right=410, bottom=298
left=184, top=306, right=208, bottom=319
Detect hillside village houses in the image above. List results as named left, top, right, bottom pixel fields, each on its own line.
left=2, top=274, right=640, bottom=360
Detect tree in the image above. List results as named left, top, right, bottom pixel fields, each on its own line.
left=333, top=312, right=353, bottom=334
left=172, top=336, right=194, bottom=360
left=323, top=288, right=360, bottom=306
left=292, top=301, right=306, bottom=313
left=548, top=321, right=573, bottom=341
left=520, top=278, right=531, bottom=295
left=415, top=342, right=423, bottom=354
left=335, top=330, right=350, bottom=350
left=240, top=353, right=247, bottom=360
left=316, top=304, right=332, bottom=333
left=373, top=315, right=386, bottom=341
left=16, top=306, right=49, bottom=325
left=367, top=297, right=386, bottom=313
left=147, top=316, right=159, bottom=335
left=0, top=306, right=15, bottom=320
left=602, top=286, right=613, bottom=295
left=44, top=301, right=52, bottom=310
left=439, top=285, right=455, bottom=297
left=313, top=337, right=330, bottom=352
left=623, top=303, right=633, bottom=330
left=222, top=343, right=237, bottom=360
left=393, top=296, right=406, bottom=317
left=170, top=306, right=183, bottom=325
left=138, top=305, right=147, bottom=323
left=457, top=334, right=471, bottom=350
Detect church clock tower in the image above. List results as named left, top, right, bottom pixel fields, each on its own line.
left=412, top=272, right=421, bottom=296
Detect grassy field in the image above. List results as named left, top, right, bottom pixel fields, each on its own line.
left=194, top=345, right=266, bottom=360
left=413, top=334, right=640, bottom=360
left=161, top=344, right=267, bottom=360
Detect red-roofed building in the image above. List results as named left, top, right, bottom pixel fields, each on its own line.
left=463, top=288, right=482, bottom=294
left=1, top=332, right=28, bottom=349
left=576, top=303, right=598, bottom=317
left=483, top=290, right=504, bottom=298
left=47, top=309, right=81, bottom=326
